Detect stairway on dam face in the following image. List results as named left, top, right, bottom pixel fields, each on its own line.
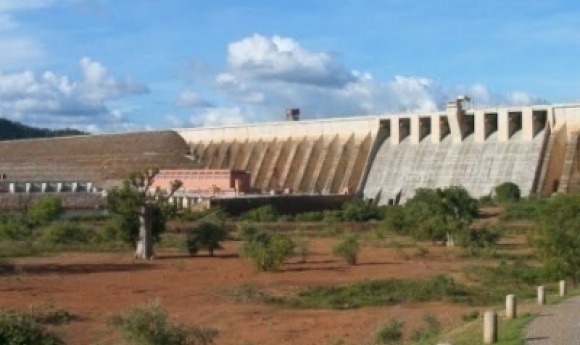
left=363, top=130, right=547, bottom=205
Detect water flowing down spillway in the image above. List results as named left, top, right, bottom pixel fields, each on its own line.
left=363, top=129, right=547, bottom=204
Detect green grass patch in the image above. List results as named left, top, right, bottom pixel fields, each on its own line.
left=228, top=275, right=475, bottom=310
left=431, top=314, right=534, bottom=345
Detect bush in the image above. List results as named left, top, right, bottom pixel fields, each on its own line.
left=332, top=234, right=360, bottom=265
left=342, top=199, right=385, bottom=222
left=38, top=222, right=94, bottom=246
left=241, top=205, right=279, bottom=222
left=28, top=196, right=63, bottom=226
left=0, top=310, right=65, bottom=345
left=374, top=318, right=404, bottom=345
left=457, top=227, right=501, bottom=256
left=494, top=182, right=521, bottom=203
left=236, top=223, right=260, bottom=241
left=0, top=218, right=30, bottom=241
left=186, top=221, right=228, bottom=256
left=381, top=206, right=409, bottom=235
left=242, top=232, right=295, bottom=271
left=294, top=212, right=324, bottom=222
left=109, top=299, right=219, bottom=345
left=410, top=313, right=440, bottom=342
left=501, top=197, right=546, bottom=221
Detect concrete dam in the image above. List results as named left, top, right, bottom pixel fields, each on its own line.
left=1, top=98, right=579, bottom=205
left=177, top=99, right=580, bottom=204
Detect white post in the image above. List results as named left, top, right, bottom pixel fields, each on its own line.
left=483, top=311, right=497, bottom=344
left=537, top=286, right=546, bottom=305
left=559, top=280, right=567, bottom=297
left=506, top=294, right=516, bottom=319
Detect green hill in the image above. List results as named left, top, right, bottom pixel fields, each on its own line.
left=0, top=118, right=87, bottom=141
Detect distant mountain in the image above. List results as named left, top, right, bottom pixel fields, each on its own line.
left=0, top=118, right=87, bottom=141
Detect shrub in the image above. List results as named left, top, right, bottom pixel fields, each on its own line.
left=241, top=205, right=279, bottom=222
left=109, top=299, right=219, bottom=345
left=381, top=206, right=409, bottom=235
left=0, top=218, right=30, bottom=241
left=242, top=233, right=295, bottom=271
left=28, top=196, right=63, bottom=226
left=186, top=221, right=228, bottom=256
left=332, top=234, right=360, bottom=265
left=457, top=227, right=501, bottom=256
left=342, top=198, right=385, bottom=222
left=38, top=222, right=94, bottom=246
left=494, top=182, right=521, bottom=203
left=236, top=223, right=261, bottom=241
left=410, top=313, right=440, bottom=342
left=294, top=212, right=324, bottom=222
left=374, top=318, right=404, bottom=345
left=0, top=310, right=65, bottom=345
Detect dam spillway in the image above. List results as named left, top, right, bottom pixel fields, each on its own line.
left=176, top=99, right=580, bottom=204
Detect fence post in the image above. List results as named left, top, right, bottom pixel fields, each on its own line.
left=559, top=280, right=567, bottom=297
left=483, top=311, right=497, bottom=344
left=506, top=294, right=516, bottom=319
left=537, top=286, right=546, bottom=305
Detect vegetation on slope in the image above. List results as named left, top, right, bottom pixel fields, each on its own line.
left=0, top=118, right=86, bottom=141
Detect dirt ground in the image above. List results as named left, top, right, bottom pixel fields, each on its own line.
left=0, top=239, right=484, bottom=345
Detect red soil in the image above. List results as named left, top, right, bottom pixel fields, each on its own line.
left=0, top=239, right=477, bottom=345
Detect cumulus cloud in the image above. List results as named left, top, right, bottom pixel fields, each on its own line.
left=182, top=34, right=546, bottom=127
left=0, top=57, right=149, bottom=132
left=227, top=34, right=356, bottom=87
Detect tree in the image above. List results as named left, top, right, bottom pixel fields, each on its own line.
left=28, top=196, right=63, bottom=226
left=241, top=231, right=295, bottom=271
left=494, top=182, right=521, bottom=203
left=106, top=168, right=182, bottom=259
left=186, top=221, right=228, bottom=256
left=405, top=187, right=478, bottom=246
left=530, top=194, right=580, bottom=284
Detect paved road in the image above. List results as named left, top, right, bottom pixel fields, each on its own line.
left=524, top=295, right=580, bottom=344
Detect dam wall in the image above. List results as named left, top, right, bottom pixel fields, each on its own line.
left=176, top=118, right=380, bottom=194
left=176, top=102, right=580, bottom=203
left=363, top=102, right=554, bottom=204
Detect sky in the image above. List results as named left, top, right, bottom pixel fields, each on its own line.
left=1, top=0, right=580, bottom=133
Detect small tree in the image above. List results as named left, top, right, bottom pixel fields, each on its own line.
left=332, top=234, right=360, bottom=265
left=405, top=187, right=478, bottom=247
left=106, top=168, right=182, bottom=259
left=241, top=232, right=295, bottom=271
left=28, top=196, right=63, bottom=226
left=186, top=221, right=228, bottom=256
left=530, top=194, right=580, bottom=284
left=494, top=182, right=521, bottom=203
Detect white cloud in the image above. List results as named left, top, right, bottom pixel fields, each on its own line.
left=182, top=34, right=547, bottom=127
left=227, top=34, right=356, bottom=87
left=0, top=57, right=149, bottom=131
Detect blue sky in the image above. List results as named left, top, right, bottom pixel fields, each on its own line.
left=0, top=0, right=579, bottom=132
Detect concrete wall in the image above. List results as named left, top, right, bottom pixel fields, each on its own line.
left=176, top=118, right=379, bottom=194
